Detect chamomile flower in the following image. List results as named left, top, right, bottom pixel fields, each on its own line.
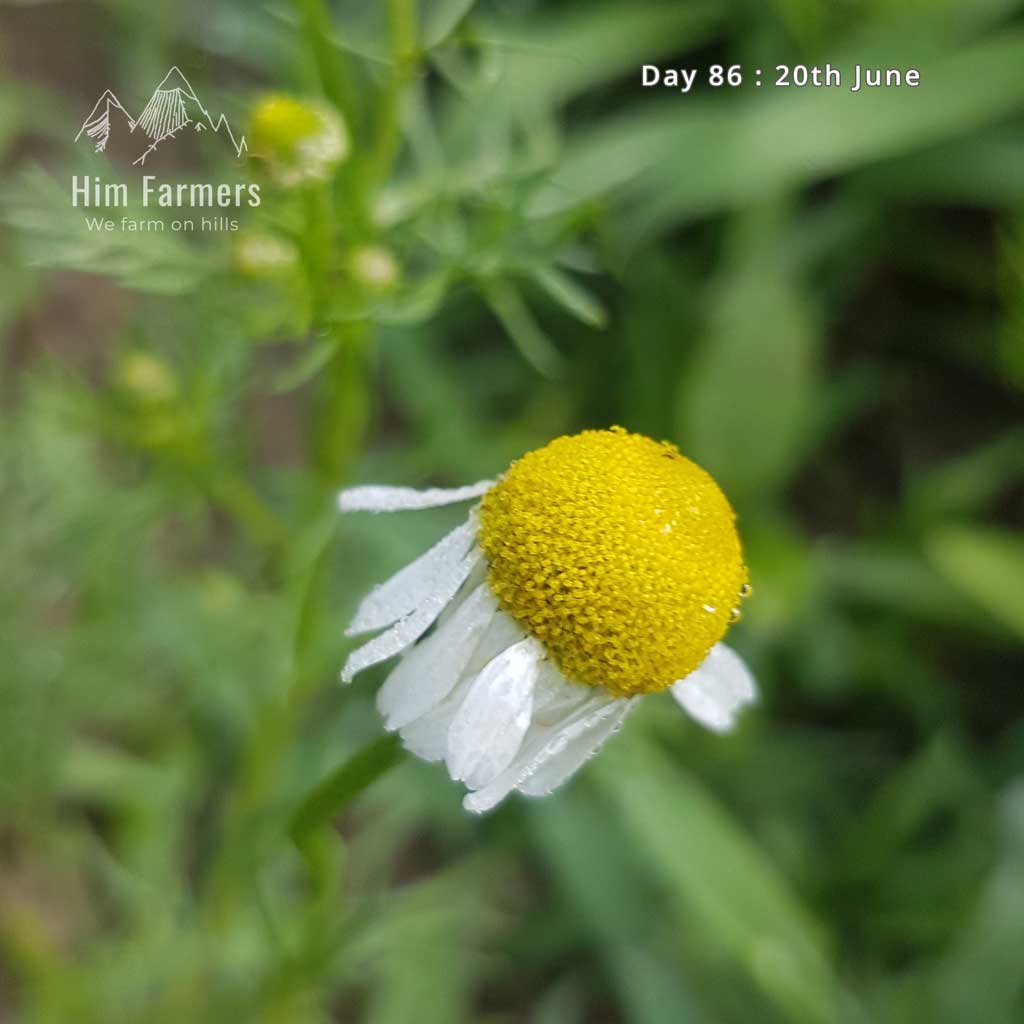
left=340, top=427, right=757, bottom=813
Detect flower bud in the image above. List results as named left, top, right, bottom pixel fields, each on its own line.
left=235, top=232, right=299, bottom=277
left=249, top=94, right=349, bottom=186
left=348, top=244, right=400, bottom=292
left=115, top=351, right=179, bottom=405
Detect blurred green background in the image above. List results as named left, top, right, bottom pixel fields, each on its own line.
left=2, top=0, right=1023, bottom=1021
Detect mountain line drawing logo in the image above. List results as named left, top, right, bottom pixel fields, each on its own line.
left=76, top=66, right=247, bottom=166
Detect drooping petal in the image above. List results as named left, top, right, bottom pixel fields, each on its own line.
left=446, top=638, right=541, bottom=790
left=517, top=697, right=635, bottom=796
left=670, top=642, right=757, bottom=734
left=461, top=608, right=526, bottom=678
left=395, top=612, right=527, bottom=762
left=377, top=583, right=497, bottom=730
left=346, top=519, right=477, bottom=636
left=398, top=673, right=475, bottom=763
left=462, top=689, right=624, bottom=814
left=338, top=481, right=493, bottom=513
left=530, top=661, right=595, bottom=725
left=341, top=547, right=482, bottom=682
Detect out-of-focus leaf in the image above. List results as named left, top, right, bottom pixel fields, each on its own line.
left=530, top=977, right=589, bottom=1024
left=0, top=79, right=63, bottom=158
left=422, top=0, right=476, bottom=49
left=742, top=518, right=816, bottom=638
left=526, top=264, right=607, bottom=329
left=365, top=924, right=469, bottom=1024
left=373, top=271, right=452, bottom=325
left=925, top=526, right=1024, bottom=639
left=678, top=207, right=819, bottom=504
left=530, top=31, right=1024, bottom=235
left=308, top=0, right=478, bottom=60
left=768, top=0, right=829, bottom=48
left=859, top=0, right=1018, bottom=36
left=487, top=2, right=723, bottom=109
left=931, top=781, right=1024, bottom=1024
left=595, top=735, right=847, bottom=1024
left=531, top=795, right=706, bottom=1024
left=272, top=331, right=341, bottom=392
left=481, top=277, right=564, bottom=376
left=838, top=736, right=979, bottom=883
left=908, top=429, right=1024, bottom=520
left=851, top=133, right=1024, bottom=207
left=823, top=543, right=993, bottom=632
left=618, top=256, right=697, bottom=437
left=0, top=258, right=40, bottom=341
left=3, top=167, right=214, bottom=296
left=347, top=859, right=509, bottom=1024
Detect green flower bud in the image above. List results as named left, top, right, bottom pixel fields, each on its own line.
left=249, top=94, right=349, bottom=186
left=235, top=232, right=299, bottom=277
left=115, top=351, right=179, bottom=405
left=348, top=244, right=400, bottom=292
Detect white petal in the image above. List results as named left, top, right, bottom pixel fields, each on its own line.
left=530, top=661, right=594, bottom=725
left=462, top=690, right=626, bottom=814
left=377, top=583, right=497, bottom=730
left=338, top=481, right=493, bottom=513
left=396, top=613, right=527, bottom=762
left=517, top=698, right=635, bottom=796
left=443, top=557, right=487, bottom=618
left=446, top=638, right=541, bottom=790
left=346, top=519, right=477, bottom=636
left=462, top=608, right=525, bottom=677
left=341, top=548, right=482, bottom=681
left=398, top=672, right=476, bottom=762
left=670, top=642, right=758, bottom=734
left=397, top=632, right=551, bottom=766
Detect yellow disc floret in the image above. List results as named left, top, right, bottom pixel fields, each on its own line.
left=479, top=427, right=748, bottom=697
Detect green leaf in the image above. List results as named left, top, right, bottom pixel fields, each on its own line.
left=272, top=332, right=341, bottom=392
left=421, top=0, right=477, bottom=49
left=925, top=526, right=1024, bottom=639
left=837, top=736, right=978, bottom=883
left=531, top=795, right=707, bottom=1023
left=481, top=277, right=564, bottom=376
left=530, top=29, right=1024, bottom=235
left=931, top=782, right=1024, bottom=1024
left=595, top=735, right=847, bottom=1024
left=374, top=270, right=452, bottom=326
left=488, top=2, right=723, bottom=109
left=527, top=264, right=607, bottom=329
left=4, top=166, right=214, bottom=295
left=908, top=429, right=1024, bottom=520
left=678, top=205, right=819, bottom=503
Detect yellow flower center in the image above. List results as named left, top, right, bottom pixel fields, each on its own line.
left=478, top=428, right=748, bottom=697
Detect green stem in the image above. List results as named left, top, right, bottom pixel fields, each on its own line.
left=312, top=328, right=370, bottom=484
left=203, top=468, right=288, bottom=552
left=204, top=0, right=416, bottom=935
left=294, top=0, right=370, bottom=223
left=298, top=184, right=334, bottom=317
left=289, top=736, right=404, bottom=920
left=369, top=0, right=419, bottom=184
left=294, top=0, right=356, bottom=132
left=290, top=734, right=404, bottom=845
